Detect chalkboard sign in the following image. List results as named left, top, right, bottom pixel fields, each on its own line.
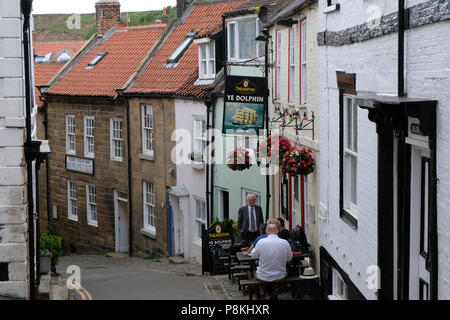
left=202, top=223, right=234, bottom=275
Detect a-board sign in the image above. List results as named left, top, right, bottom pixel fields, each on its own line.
left=202, top=223, right=234, bottom=275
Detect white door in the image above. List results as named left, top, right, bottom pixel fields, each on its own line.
left=409, top=146, right=431, bottom=300
left=115, top=192, right=129, bottom=253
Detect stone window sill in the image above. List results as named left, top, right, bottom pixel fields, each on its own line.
left=139, top=153, right=154, bottom=162
left=324, top=4, right=340, bottom=14
left=141, top=228, right=156, bottom=239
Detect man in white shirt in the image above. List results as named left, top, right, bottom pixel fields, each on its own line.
left=251, top=223, right=293, bottom=300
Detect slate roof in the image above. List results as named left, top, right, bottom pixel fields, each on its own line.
left=126, top=0, right=245, bottom=98
left=46, top=24, right=166, bottom=98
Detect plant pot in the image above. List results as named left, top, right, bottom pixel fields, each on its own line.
left=40, top=255, right=51, bottom=275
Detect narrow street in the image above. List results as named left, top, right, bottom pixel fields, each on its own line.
left=56, top=255, right=233, bottom=300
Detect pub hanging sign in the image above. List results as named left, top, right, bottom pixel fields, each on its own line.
left=223, top=75, right=266, bottom=133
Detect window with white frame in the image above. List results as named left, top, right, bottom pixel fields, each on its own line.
left=84, top=117, right=95, bottom=158
left=242, top=189, right=261, bottom=207
left=199, top=42, right=215, bottom=79
left=193, top=118, right=207, bottom=157
left=86, top=184, right=97, bottom=226
left=143, top=181, right=156, bottom=233
left=110, top=119, right=123, bottom=161
left=195, top=199, right=206, bottom=239
left=276, top=29, right=281, bottom=100
left=289, top=26, right=295, bottom=103
left=227, top=17, right=263, bottom=61
left=331, top=268, right=348, bottom=300
left=300, top=19, right=307, bottom=105
left=66, top=115, right=76, bottom=155
left=67, top=181, right=78, bottom=221
left=141, top=105, right=154, bottom=157
left=343, top=96, right=358, bottom=217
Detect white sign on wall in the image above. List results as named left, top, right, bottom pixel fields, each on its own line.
left=66, top=156, right=94, bottom=175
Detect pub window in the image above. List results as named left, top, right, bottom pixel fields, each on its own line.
left=67, top=181, right=78, bottom=221
left=86, top=184, right=98, bottom=227
left=110, top=119, right=123, bottom=162
left=227, top=17, right=263, bottom=61
left=195, top=199, right=206, bottom=240
left=143, top=181, right=156, bottom=235
left=300, top=19, right=307, bottom=105
left=343, top=96, right=358, bottom=220
left=84, top=117, right=95, bottom=158
left=66, top=115, right=76, bottom=155
left=289, top=26, right=295, bottom=103
left=141, top=105, right=154, bottom=158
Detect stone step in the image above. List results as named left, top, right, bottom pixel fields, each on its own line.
left=169, top=256, right=185, bottom=264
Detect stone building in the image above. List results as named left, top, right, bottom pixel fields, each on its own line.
left=123, top=0, right=244, bottom=260
left=41, top=0, right=167, bottom=254
left=318, top=0, right=450, bottom=300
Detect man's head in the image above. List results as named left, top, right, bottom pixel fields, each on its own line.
left=266, top=224, right=278, bottom=235
left=277, top=217, right=285, bottom=229
left=247, top=194, right=257, bottom=207
left=266, top=218, right=281, bottom=232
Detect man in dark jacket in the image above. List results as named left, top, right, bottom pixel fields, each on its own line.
left=237, top=194, right=264, bottom=243
left=277, top=217, right=291, bottom=241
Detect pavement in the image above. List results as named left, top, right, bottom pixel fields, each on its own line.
left=55, top=254, right=303, bottom=300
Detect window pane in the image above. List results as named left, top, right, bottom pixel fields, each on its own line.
left=238, top=19, right=257, bottom=59
left=353, top=104, right=358, bottom=152
left=200, top=45, right=207, bottom=59
left=351, top=155, right=357, bottom=205
left=209, top=43, right=215, bottom=59
left=346, top=99, right=353, bottom=150
left=229, top=23, right=236, bottom=58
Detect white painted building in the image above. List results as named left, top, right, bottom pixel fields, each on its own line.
left=0, top=0, right=37, bottom=299
left=170, top=98, right=208, bottom=263
left=318, top=0, right=450, bottom=300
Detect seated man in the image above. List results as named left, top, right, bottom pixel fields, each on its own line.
left=277, top=217, right=291, bottom=241
left=247, top=223, right=267, bottom=253
left=250, top=224, right=293, bottom=300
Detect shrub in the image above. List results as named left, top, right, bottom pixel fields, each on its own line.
left=40, top=234, right=63, bottom=267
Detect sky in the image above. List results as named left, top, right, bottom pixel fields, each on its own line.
left=32, top=0, right=177, bottom=14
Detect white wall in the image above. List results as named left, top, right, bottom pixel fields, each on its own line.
left=174, top=98, right=207, bottom=264
left=319, top=0, right=450, bottom=300
left=0, top=0, right=29, bottom=299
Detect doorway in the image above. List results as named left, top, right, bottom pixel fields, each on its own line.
left=408, top=146, right=431, bottom=300
left=114, top=191, right=129, bottom=253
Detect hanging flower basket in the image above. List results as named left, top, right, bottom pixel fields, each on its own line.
left=281, top=146, right=315, bottom=176
left=226, top=147, right=252, bottom=171
left=258, top=134, right=292, bottom=165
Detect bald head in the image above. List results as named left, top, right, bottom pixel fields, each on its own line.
left=266, top=224, right=278, bottom=235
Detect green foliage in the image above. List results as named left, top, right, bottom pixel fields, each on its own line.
left=40, top=234, right=63, bottom=267
left=212, top=218, right=240, bottom=241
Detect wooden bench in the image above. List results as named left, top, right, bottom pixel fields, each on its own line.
left=240, top=276, right=319, bottom=300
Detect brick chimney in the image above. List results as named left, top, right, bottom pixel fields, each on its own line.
left=161, top=7, right=168, bottom=24
left=95, top=0, right=121, bottom=36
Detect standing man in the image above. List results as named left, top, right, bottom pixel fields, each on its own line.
left=237, top=194, right=264, bottom=243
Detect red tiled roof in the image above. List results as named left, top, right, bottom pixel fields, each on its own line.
left=34, top=63, right=65, bottom=108
left=126, top=1, right=245, bottom=98
left=33, top=41, right=85, bottom=62
left=46, top=25, right=166, bottom=98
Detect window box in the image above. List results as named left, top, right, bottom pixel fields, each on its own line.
left=188, top=152, right=205, bottom=170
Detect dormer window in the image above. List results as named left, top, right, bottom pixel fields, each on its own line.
left=198, top=42, right=215, bottom=79
left=85, top=52, right=107, bottom=69
left=166, top=31, right=198, bottom=65
left=227, top=17, right=263, bottom=61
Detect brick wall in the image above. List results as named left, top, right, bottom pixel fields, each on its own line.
left=46, top=97, right=128, bottom=254
left=0, top=0, right=29, bottom=299
left=128, top=97, right=176, bottom=257
left=95, top=1, right=121, bottom=36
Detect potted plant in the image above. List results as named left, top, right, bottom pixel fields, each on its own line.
left=281, top=146, right=315, bottom=176
left=226, top=147, right=252, bottom=171
left=40, top=234, right=63, bottom=273
left=188, top=151, right=204, bottom=169
left=39, top=248, right=53, bottom=275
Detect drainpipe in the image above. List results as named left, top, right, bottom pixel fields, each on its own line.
left=21, top=0, right=38, bottom=299
left=398, top=0, right=405, bottom=97
left=40, top=96, right=51, bottom=224
left=205, top=100, right=212, bottom=227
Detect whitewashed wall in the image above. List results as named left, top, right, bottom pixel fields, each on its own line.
left=0, top=0, right=29, bottom=299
